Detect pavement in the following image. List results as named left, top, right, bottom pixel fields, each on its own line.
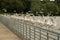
left=0, top=22, right=21, bottom=40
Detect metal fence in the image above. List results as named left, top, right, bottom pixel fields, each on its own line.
left=0, top=15, right=60, bottom=40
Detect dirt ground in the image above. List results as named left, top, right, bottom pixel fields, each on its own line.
left=0, top=22, right=21, bottom=40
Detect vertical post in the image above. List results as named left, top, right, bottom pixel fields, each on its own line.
left=17, top=19, right=19, bottom=35
left=16, top=19, right=17, bottom=34
left=14, top=17, right=15, bottom=33
left=29, top=26, right=31, bottom=40
left=22, top=16, right=24, bottom=39
left=34, top=27, right=36, bottom=40
left=29, top=16, right=31, bottom=40
left=57, top=34, right=60, bottom=40
left=18, top=19, right=21, bottom=37
left=20, top=22, right=22, bottom=37
left=23, top=21, right=24, bottom=39
left=19, top=20, right=20, bottom=36
left=17, top=19, right=19, bottom=34
left=20, top=22, right=21, bottom=34
left=16, top=19, right=18, bottom=34
left=47, top=30, right=49, bottom=40
left=26, top=24, right=27, bottom=40
left=39, top=28, right=41, bottom=40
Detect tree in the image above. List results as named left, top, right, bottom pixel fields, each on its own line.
left=30, top=1, right=45, bottom=16
left=45, top=2, right=59, bottom=16
left=55, top=0, right=60, bottom=16
left=0, top=0, right=25, bottom=13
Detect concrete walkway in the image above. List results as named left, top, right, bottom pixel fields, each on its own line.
left=0, top=22, right=21, bottom=40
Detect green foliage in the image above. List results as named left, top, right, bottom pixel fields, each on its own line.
left=43, top=2, right=59, bottom=16
left=30, top=1, right=60, bottom=16
left=0, top=0, right=25, bottom=13
left=0, top=0, right=60, bottom=16
left=30, top=1, right=44, bottom=16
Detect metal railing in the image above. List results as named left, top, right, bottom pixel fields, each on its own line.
left=0, top=15, right=60, bottom=40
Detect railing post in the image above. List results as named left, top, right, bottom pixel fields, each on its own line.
left=17, top=19, right=19, bottom=35
left=47, top=30, right=49, bottom=40
left=39, top=28, right=41, bottom=40
left=29, top=26, right=31, bottom=40
left=34, top=27, right=36, bottom=40
left=26, top=24, right=27, bottom=40
left=46, top=26, right=49, bottom=40
left=20, top=23, right=21, bottom=34
left=57, top=34, right=60, bottom=40
left=23, top=22, right=24, bottom=39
